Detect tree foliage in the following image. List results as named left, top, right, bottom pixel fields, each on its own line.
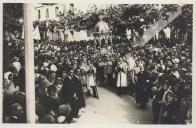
left=4, top=3, right=192, bottom=38
left=3, top=3, right=23, bottom=32
left=62, top=4, right=192, bottom=37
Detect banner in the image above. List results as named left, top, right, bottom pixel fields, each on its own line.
left=33, top=25, right=41, bottom=40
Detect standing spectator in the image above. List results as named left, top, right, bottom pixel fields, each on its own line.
left=73, top=68, right=86, bottom=110
left=61, top=68, right=79, bottom=123
left=135, top=66, right=149, bottom=110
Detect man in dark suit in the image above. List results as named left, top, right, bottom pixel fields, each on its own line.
left=135, top=66, right=150, bottom=110
left=61, top=68, right=79, bottom=123
left=4, top=102, right=26, bottom=123
left=73, top=68, right=86, bottom=109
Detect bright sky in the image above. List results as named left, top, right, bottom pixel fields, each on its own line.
left=74, top=4, right=107, bottom=12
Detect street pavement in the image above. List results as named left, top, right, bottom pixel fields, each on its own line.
left=75, top=85, right=153, bottom=124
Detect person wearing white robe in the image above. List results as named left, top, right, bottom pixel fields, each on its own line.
left=125, top=52, right=136, bottom=95
left=163, top=27, right=171, bottom=39
left=86, top=60, right=98, bottom=98
left=116, top=57, right=128, bottom=95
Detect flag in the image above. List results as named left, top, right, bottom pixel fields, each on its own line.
left=33, top=25, right=41, bottom=40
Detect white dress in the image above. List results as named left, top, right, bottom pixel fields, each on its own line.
left=87, top=65, right=96, bottom=88
left=116, top=62, right=128, bottom=87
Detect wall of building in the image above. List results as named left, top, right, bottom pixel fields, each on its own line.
left=33, top=4, right=67, bottom=21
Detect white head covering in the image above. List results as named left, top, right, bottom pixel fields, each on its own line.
left=173, top=58, right=180, bottom=64
left=43, top=62, right=49, bottom=67
left=4, top=71, right=12, bottom=80
left=13, top=61, right=21, bottom=72
left=50, top=64, right=57, bottom=72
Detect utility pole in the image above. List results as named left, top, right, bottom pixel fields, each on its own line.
left=24, top=3, right=35, bottom=123
left=0, top=3, right=3, bottom=123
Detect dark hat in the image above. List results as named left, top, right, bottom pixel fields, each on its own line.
left=58, top=104, right=71, bottom=116
left=40, top=69, right=48, bottom=76
left=67, top=66, right=74, bottom=71
left=47, top=85, right=57, bottom=93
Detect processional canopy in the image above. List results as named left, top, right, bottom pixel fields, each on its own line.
left=94, top=16, right=110, bottom=35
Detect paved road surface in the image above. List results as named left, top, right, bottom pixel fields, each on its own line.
left=76, top=85, right=153, bottom=124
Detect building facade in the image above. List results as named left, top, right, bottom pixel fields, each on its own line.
left=33, top=3, right=92, bottom=42
left=33, top=3, right=74, bottom=21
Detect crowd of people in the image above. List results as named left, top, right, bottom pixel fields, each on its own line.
left=3, top=29, right=192, bottom=124
left=3, top=38, right=26, bottom=123
left=33, top=32, right=192, bottom=124
left=133, top=38, right=192, bottom=124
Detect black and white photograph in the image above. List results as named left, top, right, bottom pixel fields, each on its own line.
left=1, top=1, right=195, bottom=126
left=3, top=3, right=26, bottom=123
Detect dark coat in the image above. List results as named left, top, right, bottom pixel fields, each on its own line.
left=73, top=76, right=86, bottom=108
left=4, top=115, right=26, bottom=123
left=135, top=71, right=149, bottom=104
left=61, top=76, right=79, bottom=123
left=61, top=76, right=76, bottom=104
left=40, top=94, right=63, bottom=114
left=18, top=67, right=25, bottom=92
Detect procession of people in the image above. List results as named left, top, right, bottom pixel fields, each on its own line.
left=3, top=32, right=192, bottom=124
left=31, top=31, right=192, bottom=123
left=3, top=3, right=192, bottom=124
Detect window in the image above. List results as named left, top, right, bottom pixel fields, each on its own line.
left=38, top=10, right=41, bottom=19
left=55, top=7, right=59, bottom=16
left=70, top=3, right=74, bottom=11
left=46, top=8, right=49, bottom=18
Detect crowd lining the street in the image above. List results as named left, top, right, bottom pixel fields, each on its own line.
left=3, top=32, right=192, bottom=124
